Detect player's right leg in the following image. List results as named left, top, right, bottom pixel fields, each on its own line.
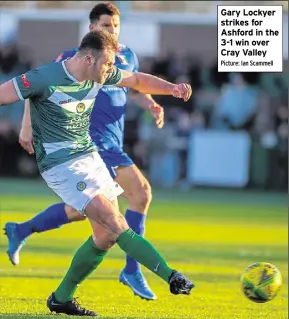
left=4, top=203, right=85, bottom=265
left=114, top=164, right=154, bottom=297
left=99, top=151, right=156, bottom=300
left=85, top=194, right=195, bottom=295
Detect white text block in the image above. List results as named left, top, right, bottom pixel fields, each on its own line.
left=218, top=6, right=283, bottom=72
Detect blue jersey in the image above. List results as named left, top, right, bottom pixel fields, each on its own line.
left=56, top=45, right=139, bottom=153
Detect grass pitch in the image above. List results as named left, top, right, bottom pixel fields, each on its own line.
left=0, top=179, right=287, bottom=319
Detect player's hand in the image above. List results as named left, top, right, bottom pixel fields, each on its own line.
left=19, top=125, right=34, bottom=155
left=172, top=83, right=192, bottom=102
left=149, top=104, right=164, bottom=129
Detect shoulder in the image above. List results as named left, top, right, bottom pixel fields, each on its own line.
left=119, top=44, right=138, bottom=61
left=31, top=62, right=64, bottom=86
left=23, top=62, right=55, bottom=81
left=118, top=44, right=139, bottom=71
left=12, top=62, right=61, bottom=100
left=36, top=61, right=61, bottom=75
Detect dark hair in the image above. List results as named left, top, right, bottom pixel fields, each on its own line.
left=78, top=30, right=118, bottom=57
left=89, top=2, right=120, bottom=23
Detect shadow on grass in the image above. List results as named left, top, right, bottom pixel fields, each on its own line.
left=0, top=271, right=239, bottom=282
left=0, top=269, right=287, bottom=283
left=0, top=272, right=117, bottom=281
left=1, top=242, right=287, bottom=264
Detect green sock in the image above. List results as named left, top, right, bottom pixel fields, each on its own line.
left=54, top=236, right=107, bottom=303
left=117, top=229, right=173, bottom=282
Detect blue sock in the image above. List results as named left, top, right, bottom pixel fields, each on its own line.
left=16, top=203, right=70, bottom=241
left=124, top=209, right=146, bottom=274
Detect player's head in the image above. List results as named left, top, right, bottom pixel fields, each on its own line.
left=89, top=2, right=120, bottom=41
left=78, top=30, right=118, bottom=83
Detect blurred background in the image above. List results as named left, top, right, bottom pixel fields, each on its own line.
left=0, top=0, right=288, bottom=192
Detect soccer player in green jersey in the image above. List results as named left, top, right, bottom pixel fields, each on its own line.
left=0, top=30, right=193, bottom=316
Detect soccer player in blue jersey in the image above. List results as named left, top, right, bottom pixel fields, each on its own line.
left=4, top=3, right=187, bottom=301
left=1, top=29, right=193, bottom=317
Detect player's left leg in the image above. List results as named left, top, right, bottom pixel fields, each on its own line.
left=114, top=164, right=156, bottom=300
left=100, top=150, right=155, bottom=300
left=4, top=203, right=85, bottom=265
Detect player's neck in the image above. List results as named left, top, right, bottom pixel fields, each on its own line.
left=64, top=56, right=87, bottom=83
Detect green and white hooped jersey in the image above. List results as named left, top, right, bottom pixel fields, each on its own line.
left=12, top=61, right=122, bottom=173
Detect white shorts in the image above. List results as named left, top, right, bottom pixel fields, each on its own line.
left=41, top=152, right=123, bottom=214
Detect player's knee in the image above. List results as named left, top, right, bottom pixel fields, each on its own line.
left=93, top=214, right=128, bottom=250
left=108, top=211, right=129, bottom=235
left=131, top=180, right=152, bottom=211
left=65, top=204, right=86, bottom=222
left=95, top=204, right=128, bottom=235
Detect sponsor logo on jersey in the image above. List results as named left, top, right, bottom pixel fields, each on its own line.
left=59, top=98, right=73, bottom=105
left=101, top=87, right=122, bottom=92
left=76, top=103, right=85, bottom=113
left=21, top=74, right=30, bottom=88
left=77, top=181, right=86, bottom=191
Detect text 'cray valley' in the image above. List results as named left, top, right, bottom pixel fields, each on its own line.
left=220, top=49, right=267, bottom=58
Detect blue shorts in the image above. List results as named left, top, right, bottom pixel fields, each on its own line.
left=98, top=150, right=134, bottom=179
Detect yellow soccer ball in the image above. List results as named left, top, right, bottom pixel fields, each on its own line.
left=241, top=262, right=282, bottom=303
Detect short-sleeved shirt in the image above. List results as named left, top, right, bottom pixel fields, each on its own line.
left=57, top=44, right=139, bottom=152
left=12, top=60, right=122, bottom=173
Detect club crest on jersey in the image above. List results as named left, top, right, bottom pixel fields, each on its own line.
left=76, top=103, right=85, bottom=114
left=117, top=55, right=128, bottom=65
left=77, top=181, right=86, bottom=191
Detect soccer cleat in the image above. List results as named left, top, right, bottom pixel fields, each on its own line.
left=47, top=293, right=98, bottom=316
left=3, top=222, right=26, bottom=266
left=119, top=269, right=157, bottom=300
left=169, top=270, right=195, bottom=295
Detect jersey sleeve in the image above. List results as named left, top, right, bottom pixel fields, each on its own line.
left=104, top=66, right=123, bottom=85
left=12, top=69, right=47, bottom=101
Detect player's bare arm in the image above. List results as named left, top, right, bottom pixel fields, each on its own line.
left=117, top=69, right=192, bottom=102
left=0, top=80, right=21, bottom=105
left=129, top=90, right=164, bottom=128
left=19, top=99, right=34, bottom=154
left=21, top=99, right=32, bottom=127
left=0, top=80, right=34, bottom=154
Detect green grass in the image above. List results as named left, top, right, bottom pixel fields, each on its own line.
left=0, top=182, right=287, bottom=319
